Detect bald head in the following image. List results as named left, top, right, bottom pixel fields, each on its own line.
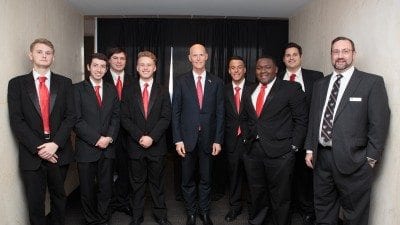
left=188, top=44, right=208, bottom=73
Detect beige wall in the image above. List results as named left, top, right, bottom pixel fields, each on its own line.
left=289, top=0, right=400, bottom=224
left=0, top=0, right=83, bottom=224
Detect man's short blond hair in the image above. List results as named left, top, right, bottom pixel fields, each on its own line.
left=30, top=38, right=55, bottom=53
left=137, top=51, right=157, bottom=63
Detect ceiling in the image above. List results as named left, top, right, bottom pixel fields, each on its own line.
left=67, top=0, right=311, bottom=18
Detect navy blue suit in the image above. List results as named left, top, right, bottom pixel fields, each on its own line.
left=172, top=71, right=224, bottom=215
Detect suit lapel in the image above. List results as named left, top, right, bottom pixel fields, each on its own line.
left=261, top=78, right=280, bottom=113
left=25, top=74, right=41, bottom=115
left=134, top=82, right=146, bottom=118
left=334, top=70, right=362, bottom=121
left=49, top=73, right=58, bottom=113
left=148, top=82, right=159, bottom=116
left=83, top=80, right=101, bottom=110
left=184, top=73, right=200, bottom=109
left=226, top=83, right=238, bottom=115
left=302, top=69, right=312, bottom=93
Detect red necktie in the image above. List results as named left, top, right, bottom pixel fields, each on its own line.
left=38, top=76, right=50, bottom=133
left=94, top=85, right=102, bottom=107
left=255, top=84, right=267, bottom=118
left=234, top=86, right=241, bottom=136
left=290, top=74, right=296, bottom=82
left=116, top=75, right=122, bottom=100
left=142, top=83, right=149, bottom=119
left=196, top=76, right=203, bottom=109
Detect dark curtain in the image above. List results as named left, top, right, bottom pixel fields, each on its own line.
left=97, top=18, right=288, bottom=85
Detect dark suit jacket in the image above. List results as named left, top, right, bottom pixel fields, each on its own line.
left=172, top=71, right=224, bottom=153
left=120, top=80, right=171, bottom=159
left=305, top=69, right=390, bottom=174
left=73, top=80, right=120, bottom=162
left=103, top=71, right=134, bottom=101
left=223, top=80, right=253, bottom=153
left=278, top=68, right=323, bottom=107
left=244, top=78, right=308, bottom=157
left=8, top=72, right=76, bottom=170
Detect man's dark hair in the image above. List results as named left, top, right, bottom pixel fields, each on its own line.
left=106, top=47, right=127, bottom=59
left=331, top=36, right=356, bottom=52
left=256, top=55, right=277, bottom=66
left=88, top=53, right=108, bottom=66
left=284, top=42, right=302, bottom=56
left=227, top=56, right=246, bottom=67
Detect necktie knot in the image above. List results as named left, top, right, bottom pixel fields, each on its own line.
left=144, top=82, right=149, bottom=88
left=336, top=74, right=343, bottom=80
left=38, top=76, right=47, bottom=83
left=290, top=74, right=296, bottom=82
left=261, top=84, right=267, bottom=90
left=234, top=86, right=241, bottom=93
left=95, top=85, right=100, bottom=91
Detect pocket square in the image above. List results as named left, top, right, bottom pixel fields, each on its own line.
left=349, top=97, right=362, bottom=102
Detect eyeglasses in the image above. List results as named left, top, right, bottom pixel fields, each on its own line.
left=331, top=49, right=354, bottom=55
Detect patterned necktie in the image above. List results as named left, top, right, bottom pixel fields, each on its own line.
left=142, top=83, right=149, bottom=119
left=255, top=84, right=267, bottom=118
left=116, top=75, right=122, bottom=100
left=38, top=76, right=50, bottom=133
left=290, top=74, right=296, bottom=82
left=196, top=76, right=203, bottom=109
left=234, top=86, right=241, bottom=135
left=321, top=74, right=343, bottom=142
left=94, top=85, right=102, bottom=107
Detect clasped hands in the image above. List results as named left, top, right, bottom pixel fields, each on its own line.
left=37, top=142, right=59, bottom=163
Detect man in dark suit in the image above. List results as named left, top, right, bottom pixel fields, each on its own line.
left=223, top=56, right=252, bottom=222
left=121, top=51, right=172, bottom=225
left=74, top=53, right=120, bottom=225
left=172, top=44, right=224, bottom=225
left=304, top=36, right=390, bottom=225
left=279, top=42, right=323, bottom=225
left=243, top=55, right=308, bottom=225
left=103, top=47, right=133, bottom=216
left=8, top=38, right=76, bottom=225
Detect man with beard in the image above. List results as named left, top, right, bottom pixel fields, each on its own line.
left=243, top=56, right=308, bottom=225
left=305, top=36, right=390, bottom=225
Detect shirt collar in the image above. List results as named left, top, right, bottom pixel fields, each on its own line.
left=110, top=69, right=124, bottom=80
left=32, top=69, right=51, bottom=80
left=89, top=77, right=103, bottom=88
left=333, top=66, right=354, bottom=79
left=192, top=70, right=206, bottom=80
left=232, top=79, right=245, bottom=90
left=139, top=78, right=154, bottom=88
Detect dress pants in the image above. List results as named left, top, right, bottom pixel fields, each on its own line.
left=21, top=161, right=68, bottom=225
left=181, top=138, right=213, bottom=215
left=128, top=154, right=167, bottom=221
left=78, top=156, right=114, bottom=225
left=314, top=147, right=373, bottom=225
left=226, top=137, right=251, bottom=212
left=292, top=151, right=314, bottom=216
left=111, top=131, right=131, bottom=210
left=244, top=141, right=295, bottom=225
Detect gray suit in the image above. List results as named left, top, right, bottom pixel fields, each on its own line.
left=305, top=69, right=390, bottom=225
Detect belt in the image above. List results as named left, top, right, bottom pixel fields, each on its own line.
left=44, top=133, right=51, bottom=140
left=318, top=143, right=332, bottom=150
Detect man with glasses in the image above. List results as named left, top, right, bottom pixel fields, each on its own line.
left=304, top=36, right=390, bottom=225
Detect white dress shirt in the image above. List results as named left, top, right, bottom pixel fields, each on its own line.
left=89, top=77, right=103, bottom=99
left=283, top=68, right=305, bottom=92
left=192, top=70, right=206, bottom=93
left=33, top=69, right=51, bottom=100
left=251, top=77, right=276, bottom=109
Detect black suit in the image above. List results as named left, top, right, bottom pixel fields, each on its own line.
left=8, top=72, right=76, bottom=225
left=103, top=71, right=133, bottom=211
left=243, top=79, right=308, bottom=225
left=223, top=80, right=253, bottom=212
left=305, top=69, right=390, bottom=225
left=74, top=80, right=120, bottom=224
left=278, top=68, right=323, bottom=217
left=120, top=80, right=171, bottom=221
left=172, top=71, right=224, bottom=215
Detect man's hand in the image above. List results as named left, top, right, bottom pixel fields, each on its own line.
left=95, top=136, right=112, bottom=149
left=176, top=142, right=186, bottom=157
left=305, top=152, right=313, bottom=169
left=37, top=142, right=59, bottom=160
left=139, top=136, right=153, bottom=149
left=47, top=154, right=59, bottom=163
left=212, top=143, right=221, bottom=156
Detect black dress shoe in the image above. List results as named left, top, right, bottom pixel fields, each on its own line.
left=303, top=214, right=316, bottom=225
left=186, top=214, right=196, bottom=225
left=199, top=213, right=213, bottom=225
left=225, top=209, right=242, bottom=222
left=157, top=218, right=172, bottom=225
left=118, top=206, right=133, bottom=216
left=129, top=217, right=144, bottom=225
